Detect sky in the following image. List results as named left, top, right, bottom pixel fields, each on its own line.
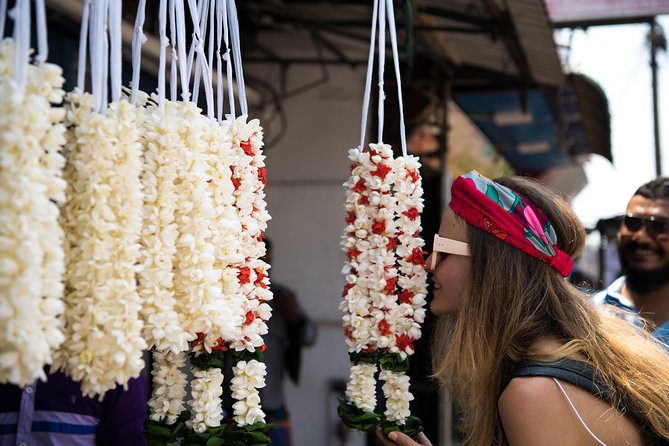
left=557, top=16, right=669, bottom=228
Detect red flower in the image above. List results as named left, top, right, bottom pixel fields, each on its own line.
left=395, top=334, right=414, bottom=351
left=362, top=345, right=375, bottom=353
left=384, top=277, right=398, bottom=294
left=260, top=344, right=267, bottom=352
left=254, top=268, right=266, bottom=284
left=406, top=169, right=420, bottom=183
left=346, top=248, right=362, bottom=261
left=257, top=232, right=264, bottom=242
left=212, top=337, right=228, bottom=351
left=346, top=211, right=356, bottom=225
left=343, top=328, right=353, bottom=340
left=378, top=319, right=391, bottom=336
left=352, top=179, right=366, bottom=193
left=238, top=266, right=251, bottom=284
left=372, top=219, right=386, bottom=235
left=402, top=208, right=420, bottom=221
left=240, top=139, right=254, bottom=156
left=258, top=168, right=267, bottom=185
left=342, top=283, right=354, bottom=297
left=244, top=311, right=255, bottom=325
left=358, top=195, right=370, bottom=205
left=398, top=289, right=415, bottom=304
left=371, top=163, right=392, bottom=181
left=408, top=247, right=427, bottom=266
left=386, top=237, right=397, bottom=251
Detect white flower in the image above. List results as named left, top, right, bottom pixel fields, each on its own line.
left=187, top=366, right=224, bottom=432
left=53, top=93, right=146, bottom=398
left=0, top=39, right=66, bottom=386
left=345, top=362, right=378, bottom=412
left=148, top=350, right=188, bottom=424
left=380, top=369, right=414, bottom=424
left=230, top=359, right=267, bottom=426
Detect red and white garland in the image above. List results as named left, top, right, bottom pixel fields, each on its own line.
left=341, top=143, right=427, bottom=425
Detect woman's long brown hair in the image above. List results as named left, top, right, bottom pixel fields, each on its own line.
left=431, top=176, right=669, bottom=445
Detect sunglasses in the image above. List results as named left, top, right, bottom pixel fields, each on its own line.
left=622, top=214, right=669, bottom=238
left=429, top=234, right=470, bottom=271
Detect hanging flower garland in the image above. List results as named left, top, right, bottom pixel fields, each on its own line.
left=224, top=115, right=273, bottom=430
left=0, top=38, right=67, bottom=386
left=378, top=154, right=427, bottom=430
left=54, top=92, right=146, bottom=398
left=339, top=144, right=426, bottom=438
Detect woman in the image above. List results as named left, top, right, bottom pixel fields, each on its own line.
left=377, top=171, right=669, bottom=446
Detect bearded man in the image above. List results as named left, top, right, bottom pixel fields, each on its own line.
left=594, top=177, right=669, bottom=347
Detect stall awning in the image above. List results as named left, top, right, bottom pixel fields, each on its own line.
left=452, top=73, right=611, bottom=175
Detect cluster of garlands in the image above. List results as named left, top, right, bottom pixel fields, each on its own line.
left=0, top=38, right=67, bottom=387
left=140, top=98, right=273, bottom=445
left=339, top=143, right=428, bottom=439
left=0, top=0, right=275, bottom=443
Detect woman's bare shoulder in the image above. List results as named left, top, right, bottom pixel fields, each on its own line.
left=498, top=377, right=580, bottom=446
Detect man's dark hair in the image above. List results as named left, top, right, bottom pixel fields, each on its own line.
left=634, top=177, right=669, bottom=200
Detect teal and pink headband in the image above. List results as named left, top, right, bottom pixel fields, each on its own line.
left=450, top=171, right=573, bottom=277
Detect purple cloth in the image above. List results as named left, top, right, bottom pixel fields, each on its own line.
left=0, top=370, right=149, bottom=446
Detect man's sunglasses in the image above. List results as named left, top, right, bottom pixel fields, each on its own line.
left=621, top=214, right=669, bottom=238
left=429, top=234, right=470, bottom=271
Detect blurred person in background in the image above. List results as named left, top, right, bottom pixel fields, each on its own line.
left=0, top=369, right=148, bottom=446
left=261, top=238, right=318, bottom=446
left=594, top=177, right=669, bottom=347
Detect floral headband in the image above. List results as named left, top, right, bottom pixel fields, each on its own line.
left=449, top=171, right=573, bottom=277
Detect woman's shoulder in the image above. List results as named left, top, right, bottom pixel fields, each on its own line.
left=499, top=376, right=579, bottom=445
left=499, top=376, right=647, bottom=446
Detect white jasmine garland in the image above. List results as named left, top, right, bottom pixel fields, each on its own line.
left=54, top=92, right=146, bottom=398
left=230, top=359, right=267, bottom=426
left=187, top=366, right=224, bottom=433
left=345, top=362, right=378, bottom=412
left=380, top=369, right=414, bottom=424
left=149, top=349, right=188, bottom=424
left=0, top=38, right=66, bottom=386
left=139, top=98, right=193, bottom=354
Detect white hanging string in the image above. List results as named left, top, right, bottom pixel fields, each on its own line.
left=89, top=0, right=101, bottom=106
left=359, top=0, right=379, bottom=150
left=222, top=0, right=234, bottom=118
left=385, top=0, right=407, bottom=157
left=76, top=0, right=91, bottom=90
left=227, top=0, right=247, bottom=116
left=215, top=0, right=224, bottom=121
left=189, top=0, right=208, bottom=104
left=131, top=0, right=148, bottom=104
left=0, top=0, right=7, bottom=39
left=169, top=0, right=177, bottom=101
left=175, top=0, right=190, bottom=102
left=11, top=0, right=30, bottom=93
left=109, top=0, right=122, bottom=103
left=376, top=0, right=386, bottom=143
left=208, top=0, right=215, bottom=100
left=187, top=0, right=214, bottom=118
left=158, top=0, right=168, bottom=112
left=100, top=0, right=109, bottom=109
left=35, top=0, right=48, bottom=63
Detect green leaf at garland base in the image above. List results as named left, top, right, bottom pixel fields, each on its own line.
left=188, top=350, right=227, bottom=370
left=337, top=397, right=381, bottom=432
left=378, top=353, right=409, bottom=373
left=348, top=351, right=377, bottom=365
left=232, top=349, right=265, bottom=363
left=380, top=416, right=424, bottom=441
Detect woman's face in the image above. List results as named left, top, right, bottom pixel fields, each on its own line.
left=426, top=209, right=471, bottom=315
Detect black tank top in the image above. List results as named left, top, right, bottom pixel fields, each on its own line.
left=505, top=358, right=669, bottom=446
